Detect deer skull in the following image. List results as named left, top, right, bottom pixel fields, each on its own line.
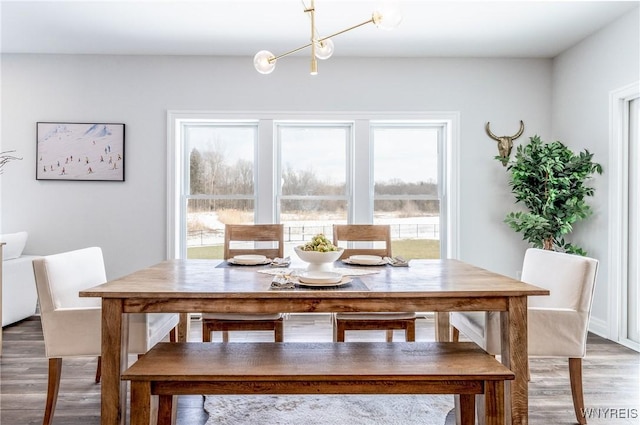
left=485, top=120, right=525, bottom=166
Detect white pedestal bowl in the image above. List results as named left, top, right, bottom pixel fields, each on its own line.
left=294, top=246, right=344, bottom=271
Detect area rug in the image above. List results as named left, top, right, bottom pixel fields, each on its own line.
left=204, top=394, right=454, bottom=425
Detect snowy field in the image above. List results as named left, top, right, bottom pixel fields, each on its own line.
left=36, top=123, right=124, bottom=181
left=187, top=212, right=440, bottom=247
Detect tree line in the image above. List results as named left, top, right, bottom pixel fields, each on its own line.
left=189, top=148, right=439, bottom=214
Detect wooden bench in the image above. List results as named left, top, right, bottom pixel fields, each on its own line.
left=122, top=341, right=514, bottom=425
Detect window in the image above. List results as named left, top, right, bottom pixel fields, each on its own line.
left=168, top=112, right=459, bottom=261
left=372, top=124, right=442, bottom=259
left=182, top=122, right=257, bottom=259
left=277, top=122, right=351, bottom=250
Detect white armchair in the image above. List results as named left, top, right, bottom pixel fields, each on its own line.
left=33, top=247, right=179, bottom=425
left=450, top=248, right=599, bottom=424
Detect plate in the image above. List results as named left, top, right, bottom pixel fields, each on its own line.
left=296, top=277, right=352, bottom=287
left=298, top=271, right=343, bottom=284
left=228, top=255, right=269, bottom=265
left=344, top=255, right=386, bottom=265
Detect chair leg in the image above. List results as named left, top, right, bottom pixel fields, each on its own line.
left=335, top=320, right=346, bottom=342
left=274, top=320, right=284, bottom=342
left=169, top=327, right=177, bottom=342
left=202, top=322, right=212, bottom=342
left=386, top=329, right=394, bottom=342
left=43, top=358, right=62, bottom=425
left=569, top=357, right=587, bottom=424
left=452, top=326, right=460, bottom=342
left=406, top=320, right=416, bottom=342
left=95, top=356, right=101, bottom=383
left=222, top=330, right=230, bottom=343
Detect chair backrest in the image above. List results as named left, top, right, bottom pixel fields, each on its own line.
left=521, top=248, right=599, bottom=313
left=332, top=224, right=392, bottom=259
left=33, top=246, right=105, bottom=313
left=224, top=224, right=284, bottom=260
left=32, top=247, right=105, bottom=357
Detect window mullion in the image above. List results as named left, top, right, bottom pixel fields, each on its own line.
left=256, top=119, right=275, bottom=224
left=353, top=119, right=372, bottom=223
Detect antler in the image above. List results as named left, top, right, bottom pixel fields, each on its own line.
left=485, top=120, right=524, bottom=141
left=511, top=120, right=525, bottom=140
left=485, top=122, right=501, bottom=142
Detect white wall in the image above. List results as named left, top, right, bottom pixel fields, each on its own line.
left=1, top=55, right=551, bottom=280
left=551, top=8, right=640, bottom=336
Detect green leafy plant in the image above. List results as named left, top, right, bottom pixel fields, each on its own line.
left=503, top=135, right=602, bottom=255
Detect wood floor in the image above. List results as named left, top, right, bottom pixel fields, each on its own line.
left=1, top=314, right=638, bottom=425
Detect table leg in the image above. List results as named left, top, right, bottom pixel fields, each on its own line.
left=458, top=394, right=476, bottom=425
left=101, top=299, right=128, bottom=425
left=130, top=382, right=151, bottom=425
left=501, top=296, right=528, bottom=425
left=485, top=381, right=505, bottom=425
left=435, top=312, right=451, bottom=342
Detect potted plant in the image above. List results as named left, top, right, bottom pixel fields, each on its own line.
left=502, top=135, right=602, bottom=255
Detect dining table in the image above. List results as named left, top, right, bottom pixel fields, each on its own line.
left=79, top=258, right=549, bottom=425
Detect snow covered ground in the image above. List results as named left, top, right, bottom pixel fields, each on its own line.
left=187, top=212, right=440, bottom=247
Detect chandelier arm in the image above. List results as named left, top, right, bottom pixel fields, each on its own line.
left=268, top=16, right=374, bottom=63
left=318, top=18, right=375, bottom=42
left=270, top=43, right=314, bottom=63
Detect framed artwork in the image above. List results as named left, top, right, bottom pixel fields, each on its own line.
left=36, top=122, right=125, bottom=181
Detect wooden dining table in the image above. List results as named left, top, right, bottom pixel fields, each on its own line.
left=80, top=258, right=549, bottom=425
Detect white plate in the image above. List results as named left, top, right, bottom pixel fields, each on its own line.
left=298, top=271, right=343, bottom=284
left=296, top=277, right=352, bottom=287
left=229, top=255, right=268, bottom=265
left=346, top=255, right=385, bottom=265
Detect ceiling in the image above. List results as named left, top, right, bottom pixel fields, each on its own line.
left=1, top=1, right=638, bottom=58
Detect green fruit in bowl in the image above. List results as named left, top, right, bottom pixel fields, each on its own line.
left=300, top=233, right=339, bottom=252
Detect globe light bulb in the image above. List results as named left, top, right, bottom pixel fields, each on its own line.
left=315, top=38, right=334, bottom=60
left=253, top=50, right=276, bottom=74
left=372, top=2, right=403, bottom=31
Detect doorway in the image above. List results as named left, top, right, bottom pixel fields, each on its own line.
left=609, top=82, right=639, bottom=351
left=626, top=97, right=639, bottom=346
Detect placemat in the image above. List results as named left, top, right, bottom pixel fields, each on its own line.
left=258, top=267, right=381, bottom=277
left=215, top=261, right=277, bottom=269
left=270, top=277, right=369, bottom=291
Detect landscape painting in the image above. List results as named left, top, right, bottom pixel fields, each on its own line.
left=36, top=122, right=125, bottom=181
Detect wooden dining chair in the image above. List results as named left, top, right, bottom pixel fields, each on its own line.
left=201, top=224, right=284, bottom=343
left=332, top=224, right=416, bottom=342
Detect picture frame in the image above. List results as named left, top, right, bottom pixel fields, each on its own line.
left=36, top=122, right=125, bottom=181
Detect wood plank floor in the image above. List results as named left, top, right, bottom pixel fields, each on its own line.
left=1, top=314, right=638, bottom=425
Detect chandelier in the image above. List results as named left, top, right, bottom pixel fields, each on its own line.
left=253, top=0, right=402, bottom=75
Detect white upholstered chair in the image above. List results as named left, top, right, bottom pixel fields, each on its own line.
left=332, top=224, right=416, bottom=342
left=201, top=224, right=284, bottom=343
left=32, top=247, right=179, bottom=425
left=450, top=248, right=599, bottom=424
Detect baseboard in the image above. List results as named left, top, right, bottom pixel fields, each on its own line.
left=588, top=316, right=609, bottom=339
